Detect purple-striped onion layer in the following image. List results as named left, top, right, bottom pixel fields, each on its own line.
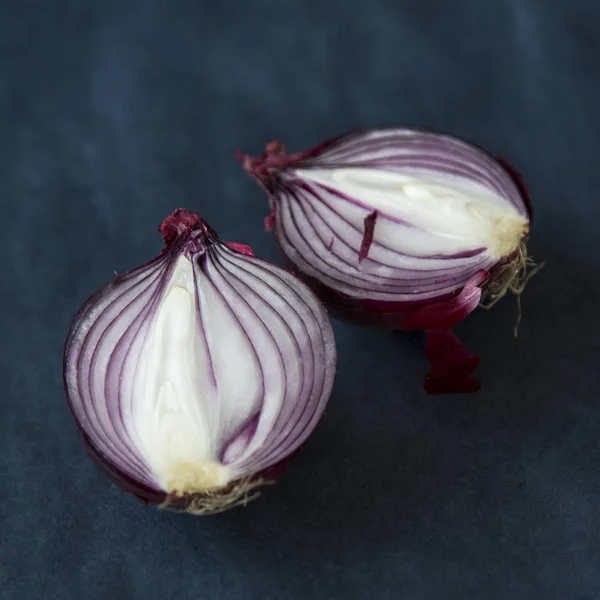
left=240, top=128, right=535, bottom=393
left=63, top=210, right=336, bottom=512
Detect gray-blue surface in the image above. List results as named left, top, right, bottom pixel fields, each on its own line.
left=2, top=1, right=599, bottom=599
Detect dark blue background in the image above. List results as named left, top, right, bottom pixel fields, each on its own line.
left=2, top=1, right=599, bottom=598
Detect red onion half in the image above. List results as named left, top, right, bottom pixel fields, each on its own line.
left=63, top=210, right=336, bottom=514
left=240, top=128, right=541, bottom=393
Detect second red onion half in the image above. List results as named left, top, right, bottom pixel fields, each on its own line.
left=240, top=127, right=541, bottom=394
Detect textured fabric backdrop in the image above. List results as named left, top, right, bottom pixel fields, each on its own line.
left=1, top=1, right=599, bottom=599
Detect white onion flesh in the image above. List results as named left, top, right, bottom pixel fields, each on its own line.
left=294, top=168, right=528, bottom=258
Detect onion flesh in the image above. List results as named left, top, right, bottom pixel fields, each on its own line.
left=63, top=210, right=337, bottom=513
left=240, top=128, right=541, bottom=393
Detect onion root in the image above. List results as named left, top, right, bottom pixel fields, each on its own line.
left=158, top=476, right=275, bottom=516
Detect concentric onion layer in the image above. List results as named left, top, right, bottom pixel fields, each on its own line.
left=64, top=236, right=336, bottom=499
left=264, top=128, right=531, bottom=308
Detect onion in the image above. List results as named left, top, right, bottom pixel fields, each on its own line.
left=239, top=128, right=542, bottom=393
left=63, top=209, right=337, bottom=514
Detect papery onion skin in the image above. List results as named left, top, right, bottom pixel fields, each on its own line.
left=240, top=128, right=538, bottom=393
left=63, top=209, right=336, bottom=511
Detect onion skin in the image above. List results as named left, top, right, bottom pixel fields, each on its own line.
left=80, top=431, right=167, bottom=506
left=63, top=209, right=336, bottom=512
left=240, top=128, right=537, bottom=394
left=281, top=258, right=491, bottom=332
